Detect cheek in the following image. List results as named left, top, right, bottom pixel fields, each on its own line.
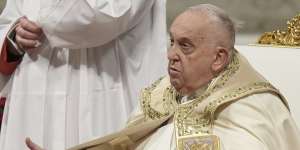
left=170, top=55, right=195, bottom=87
left=181, top=58, right=196, bottom=80
left=181, top=66, right=197, bottom=86
left=181, top=58, right=210, bottom=82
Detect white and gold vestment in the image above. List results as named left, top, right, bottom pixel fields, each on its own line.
left=70, top=50, right=300, bottom=150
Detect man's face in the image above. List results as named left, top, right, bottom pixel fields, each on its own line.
left=168, top=11, right=218, bottom=95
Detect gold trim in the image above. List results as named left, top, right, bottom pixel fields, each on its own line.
left=258, top=13, right=300, bottom=46
left=141, top=77, right=177, bottom=120
left=141, top=77, right=167, bottom=120
left=177, top=134, right=220, bottom=150
left=208, top=82, right=277, bottom=119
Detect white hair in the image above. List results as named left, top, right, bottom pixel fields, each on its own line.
left=188, top=4, right=236, bottom=50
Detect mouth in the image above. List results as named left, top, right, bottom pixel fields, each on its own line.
left=168, top=67, right=180, bottom=76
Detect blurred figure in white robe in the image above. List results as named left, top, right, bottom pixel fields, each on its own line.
left=0, top=0, right=167, bottom=149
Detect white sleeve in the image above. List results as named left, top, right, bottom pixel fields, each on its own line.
left=213, top=93, right=300, bottom=150
left=39, top=0, right=157, bottom=49
left=0, top=0, right=23, bottom=51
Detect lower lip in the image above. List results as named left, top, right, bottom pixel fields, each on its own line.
left=169, top=69, right=180, bottom=76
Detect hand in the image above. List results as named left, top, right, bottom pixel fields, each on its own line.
left=25, top=137, right=44, bottom=150
left=15, top=16, right=43, bottom=52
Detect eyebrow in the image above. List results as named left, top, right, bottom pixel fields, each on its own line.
left=169, top=31, right=192, bottom=40
left=178, top=37, right=194, bottom=44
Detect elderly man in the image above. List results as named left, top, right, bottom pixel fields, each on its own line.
left=57, top=4, right=300, bottom=150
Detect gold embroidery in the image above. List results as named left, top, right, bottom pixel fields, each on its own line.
left=208, top=82, right=277, bottom=117
left=141, top=77, right=177, bottom=120
left=141, top=77, right=165, bottom=120
left=177, top=134, right=220, bottom=150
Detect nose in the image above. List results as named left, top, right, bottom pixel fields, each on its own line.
left=167, top=46, right=180, bottom=64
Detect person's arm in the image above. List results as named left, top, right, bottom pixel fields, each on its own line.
left=213, top=93, right=299, bottom=150
left=0, top=0, right=25, bottom=75
left=0, top=18, right=43, bottom=75
left=39, top=0, right=160, bottom=49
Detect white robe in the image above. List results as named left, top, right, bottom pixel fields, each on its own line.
left=134, top=93, right=300, bottom=150
left=0, top=0, right=167, bottom=149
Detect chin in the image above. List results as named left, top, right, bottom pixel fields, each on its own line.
left=170, top=78, right=185, bottom=93
left=170, top=78, right=180, bottom=88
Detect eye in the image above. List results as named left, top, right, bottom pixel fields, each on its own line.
left=180, top=43, right=190, bottom=49
left=179, top=42, right=193, bottom=54
left=170, top=38, right=174, bottom=46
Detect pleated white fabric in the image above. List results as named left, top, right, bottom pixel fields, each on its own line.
left=0, top=0, right=167, bottom=149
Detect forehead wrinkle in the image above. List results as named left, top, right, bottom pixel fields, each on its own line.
left=170, top=24, right=205, bottom=43
left=170, top=24, right=193, bottom=36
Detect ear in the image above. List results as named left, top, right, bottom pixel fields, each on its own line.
left=211, top=47, right=229, bottom=73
